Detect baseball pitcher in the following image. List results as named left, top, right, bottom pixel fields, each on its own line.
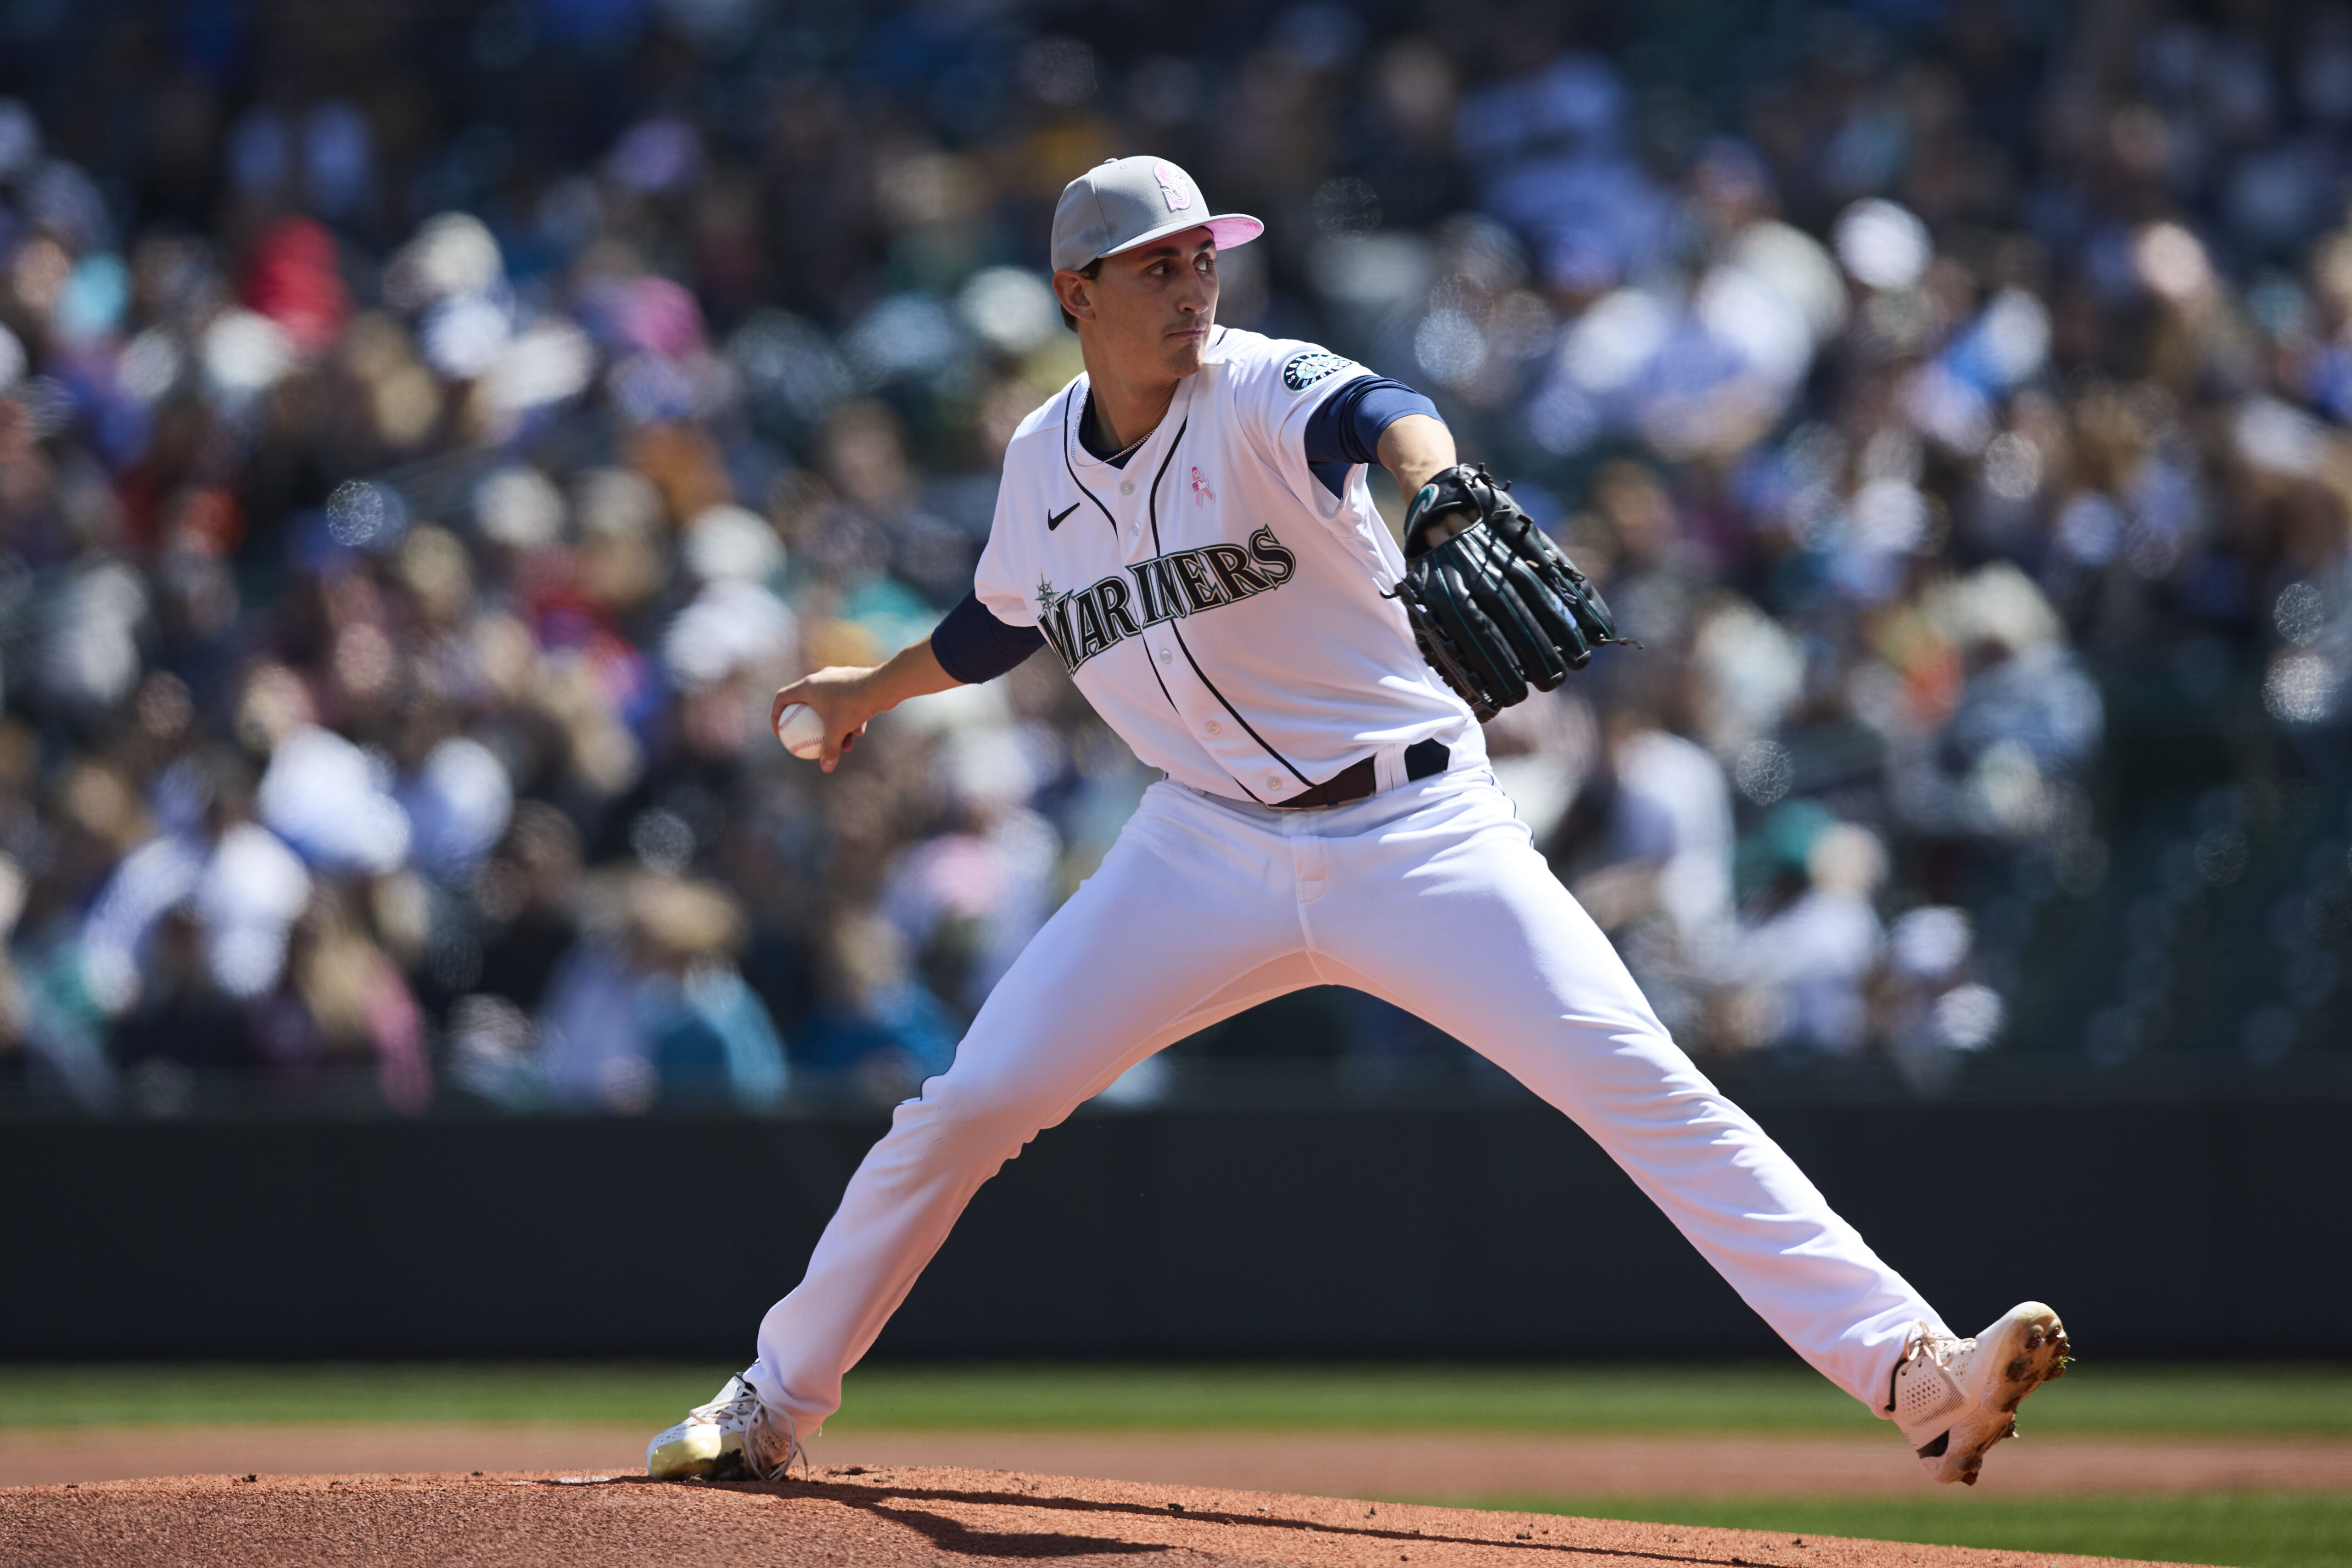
left=647, top=157, right=2067, bottom=1490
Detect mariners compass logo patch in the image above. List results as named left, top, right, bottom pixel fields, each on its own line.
left=1281, top=350, right=1349, bottom=392
left=1152, top=162, right=1193, bottom=212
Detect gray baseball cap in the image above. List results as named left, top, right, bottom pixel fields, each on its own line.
left=1049, top=156, right=1263, bottom=274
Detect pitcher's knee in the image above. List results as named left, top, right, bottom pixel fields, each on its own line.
left=896, top=1067, right=1056, bottom=1160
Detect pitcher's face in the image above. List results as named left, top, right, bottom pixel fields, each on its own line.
left=1058, top=227, right=1220, bottom=382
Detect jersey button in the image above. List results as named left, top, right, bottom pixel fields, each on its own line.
left=1267, top=776, right=1286, bottom=791
left=1206, top=720, right=1221, bottom=735
left=1158, top=648, right=1172, bottom=664
left=1120, top=481, right=1135, bottom=495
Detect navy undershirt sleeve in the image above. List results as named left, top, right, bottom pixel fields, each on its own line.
left=1303, top=377, right=1443, bottom=498
left=930, top=590, right=1047, bottom=684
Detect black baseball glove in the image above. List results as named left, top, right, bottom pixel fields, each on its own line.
left=1392, top=463, right=1627, bottom=721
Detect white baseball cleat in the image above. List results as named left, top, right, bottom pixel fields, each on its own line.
left=645, top=1366, right=803, bottom=1482
left=1889, top=1301, right=2071, bottom=1485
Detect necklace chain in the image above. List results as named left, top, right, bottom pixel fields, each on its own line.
left=1083, top=389, right=1153, bottom=464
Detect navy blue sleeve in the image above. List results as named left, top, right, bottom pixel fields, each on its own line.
left=1302, top=377, right=1444, bottom=498
left=930, top=590, right=1047, bottom=684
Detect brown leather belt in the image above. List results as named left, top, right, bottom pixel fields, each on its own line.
left=1269, top=738, right=1450, bottom=809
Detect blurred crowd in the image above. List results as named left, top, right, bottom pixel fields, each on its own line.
left=0, top=0, right=2346, bottom=1117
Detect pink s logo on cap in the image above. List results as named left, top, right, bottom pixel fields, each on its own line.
left=1154, top=162, right=1192, bottom=212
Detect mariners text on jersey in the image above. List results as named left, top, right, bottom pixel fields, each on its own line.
left=974, top=326, right=1480, bottom=805
left=1036, top=526, right=1297, bottom=673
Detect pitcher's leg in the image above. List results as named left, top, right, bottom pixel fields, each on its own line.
left=1311, top=777, right=1941, bottom=1407
left=750, top=788, right=1301, bottom=1434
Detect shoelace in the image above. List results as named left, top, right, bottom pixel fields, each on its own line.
left=689, top=1379, right=804, bottom=1482
left=749, top=1406, right=806, bottom=1483
left=1884, top=1322, right=1965, bottom=1413
left=694, top=1381, right=762, bottom=1424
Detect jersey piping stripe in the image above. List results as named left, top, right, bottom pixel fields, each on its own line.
left=1064, top=383, right=1265, bottom=802
left=1058, top=383, right=1119, bottom=537
left=1145, top=418, right=1316, bottom=792
left=1141, top=626, right=1264, bottom=804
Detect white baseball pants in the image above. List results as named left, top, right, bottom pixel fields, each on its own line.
left=752, top=767, right=1943, bottom=1431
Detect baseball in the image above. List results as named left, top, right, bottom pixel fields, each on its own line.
left=773, top=702, right=827, bottom=760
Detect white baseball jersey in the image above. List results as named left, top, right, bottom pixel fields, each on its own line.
left=973, top=327, right=1482, bottom=805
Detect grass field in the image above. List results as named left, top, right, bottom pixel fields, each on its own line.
left=5, top=1360, right=2351, bottom=1435
left=1450, top=1494, right=2352, bottom=1568
left=3, top=1361, right=2345, bottom=1567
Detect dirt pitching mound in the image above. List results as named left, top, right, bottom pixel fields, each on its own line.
left=11, top=1427, right=2347, bottom=1496
left=2, top=1466, right=2197, bottom=1568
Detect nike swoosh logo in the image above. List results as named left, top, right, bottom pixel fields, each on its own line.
left=1047, top=503, right=1080, bottom=531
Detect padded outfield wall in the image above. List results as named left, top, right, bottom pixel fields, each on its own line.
left=5, top=1077, right=2346, bottom=1362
